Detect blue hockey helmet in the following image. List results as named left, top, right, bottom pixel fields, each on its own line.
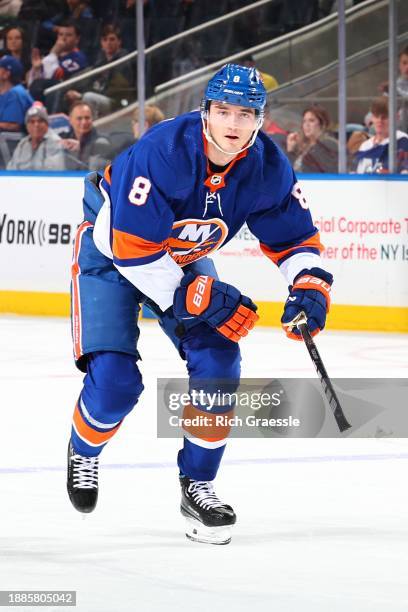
left=201, top=63, right=266, bottom=117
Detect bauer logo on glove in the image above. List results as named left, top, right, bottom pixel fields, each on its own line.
left=281, top=267, right=333, bottom=340
left=174, top=273, right=259, bottom=342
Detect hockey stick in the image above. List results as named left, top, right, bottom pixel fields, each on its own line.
left=293, top=311, right=351, bottom=433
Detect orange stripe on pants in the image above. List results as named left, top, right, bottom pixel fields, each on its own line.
left=71, top=221, right=92, bottom=361
left=182, top=403, right=234, bottom=442
left=73, top=404, right=121, bottom=447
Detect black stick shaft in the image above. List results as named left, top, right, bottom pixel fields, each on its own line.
left=297, top=322, right=351, bottom=433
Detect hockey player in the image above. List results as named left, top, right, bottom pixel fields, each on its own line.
left=67, top=64, right=332, bottom=545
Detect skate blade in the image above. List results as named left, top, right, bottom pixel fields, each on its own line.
left=184, top=517, right=232, bottom=545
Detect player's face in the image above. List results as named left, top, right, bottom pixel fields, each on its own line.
left=70, top=104, right=93, bottom=137
left=399, top=54, right=408, bottom=79
left=302, top=112, right=322, bottom=140
left=27, top=118, right=48, bottom=141
left=207, top=102, right=257, bottom=155
left=372, top=113, right=389, bottom=139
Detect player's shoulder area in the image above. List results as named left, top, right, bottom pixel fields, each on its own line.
left=116, top=111, right=200, bottom=181
left=252, top=130, right=294, bottom=192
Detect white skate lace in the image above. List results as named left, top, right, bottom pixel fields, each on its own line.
left=72, top=453, right=99, bottom=489
left=188, top=480, right=225, bottom=510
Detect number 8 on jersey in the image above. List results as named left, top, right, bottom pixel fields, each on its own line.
left=128, top=176, right=152, bottom=206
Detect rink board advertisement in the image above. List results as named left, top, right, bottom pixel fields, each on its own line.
left=0, top=173, right=84, bottom=316
left=0, top=172, right=407, bottom=331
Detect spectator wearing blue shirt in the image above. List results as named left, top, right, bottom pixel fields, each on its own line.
left=0, top=55, right=34, bottom=132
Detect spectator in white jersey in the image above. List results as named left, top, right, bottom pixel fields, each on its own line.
left=355, top=97, right=408, bottom=174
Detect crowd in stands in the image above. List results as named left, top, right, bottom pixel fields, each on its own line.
left=5, top=99, right=111, bottom=170
left=64, top=23, right=133, bottom=118
left=0, top=0, right=405, bottom=174
left=265, top=45, right=408, bottom=175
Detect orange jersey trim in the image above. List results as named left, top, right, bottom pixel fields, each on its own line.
left=103, top=164, right=112, bottom=185
left=202, top=132, right=248, bottom=192
left=73, top=404, right=121, bottom=446
left=112, top=228, right=167, bottom=260
left=260, top=232, right=324, bottom=265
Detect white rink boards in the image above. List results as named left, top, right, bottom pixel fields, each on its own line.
left=0, top=173, right=407, bottom=331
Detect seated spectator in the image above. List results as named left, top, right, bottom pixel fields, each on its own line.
left=41, top=0, right=94, bottom=29
left=28, top=20, right=88, bottom=109
left=7, top=102, right=66, bottom=170
left=396, top=46, right=408, bottom=99
left=131, top=104, right=164, bottom=139
left=379, top=45, right=408, bottom=132
left=38, top=0, right=95, bottom=56
left=61, top=100, right=110, bottom=170
left=0, top=0, right=22, bottom=17
left=18, top=0, right=62, bottom=20
left=0, top=55, right=33, bottom=132
left=1, top=26, right=32, bottom=77
left=355, top=97, right=408, bottom=174
left=396, top=46, right=408, bottom=133
left=286, top=104, right=338, bottom=173
left=241, top=56, right=279, bottom=92
left=65, top=24, right=132, bottom=118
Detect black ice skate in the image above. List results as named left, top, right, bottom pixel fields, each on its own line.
left=67, top=440, right=99, bottom=513
left=180, top=475, right=236, bottom=545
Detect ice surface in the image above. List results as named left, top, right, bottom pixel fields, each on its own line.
left=1, top=315, right=408, bottom=612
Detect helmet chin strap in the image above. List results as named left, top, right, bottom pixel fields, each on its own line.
left=201, top=113, right=263, bottom=157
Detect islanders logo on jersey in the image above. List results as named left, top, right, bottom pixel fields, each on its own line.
left=167, top=218, right=228, bottom=266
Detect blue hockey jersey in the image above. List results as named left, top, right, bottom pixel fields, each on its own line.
left=92, top=111, right=324, bottom=310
